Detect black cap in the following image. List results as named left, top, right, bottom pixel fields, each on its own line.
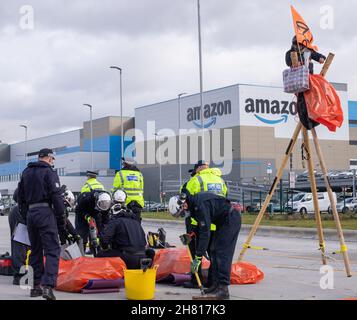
left=86, top=170, right=98, bottom=178
left=196, top=160, right=209, bottom=167
left=38, top=148, right=55, bottom=159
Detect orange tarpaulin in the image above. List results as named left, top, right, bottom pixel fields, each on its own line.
left=56, top=257, right=126, bottom=293
left=154, top=248, right=264, bottom=285
left=291, top=5, right=318, bottom=51
left=304, top=75, right=343, bottom=132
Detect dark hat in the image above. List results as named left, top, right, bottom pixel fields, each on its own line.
left=38, top=148, right=55, bottom=159
left=86, top=170, right=98, bottom=178
left=196, top=160, right=209, bottom=167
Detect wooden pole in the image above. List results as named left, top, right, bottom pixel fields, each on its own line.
left=302, top=128, right=327, bottom=265
left=309, top=52, right=352, bottom=276
left=238, top=122, right=302, bottom=261
left=311, top=129, right=352, bottom=276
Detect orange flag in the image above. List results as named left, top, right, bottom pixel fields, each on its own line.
left=291, top=5, right=318, bottom=51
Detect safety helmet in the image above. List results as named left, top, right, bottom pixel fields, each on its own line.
left=168, top=193, right=187, bottom=217
left=113, top=189, right=127, bottom=204
left=64, top=190, right=75, bottom=208
left=95, top=192, right=112, bottom=212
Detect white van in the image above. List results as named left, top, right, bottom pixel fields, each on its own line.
left=292, top=192, right=336, bottom=215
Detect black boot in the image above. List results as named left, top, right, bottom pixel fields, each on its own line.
left=204, top=285, right=230, bottom=300
left=215, top=285, right=230, bottom=300
left=30, top=286, right=43, bottom=297
left=203, top=283, right=218, bottom=295
left=42, top=286, right=56, bottom=300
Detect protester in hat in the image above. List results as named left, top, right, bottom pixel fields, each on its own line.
left=285, top=36, right=326, bottom=130
left=17, top=148, right=66, bottom=300
left=112, top=157, right=144, bottom=222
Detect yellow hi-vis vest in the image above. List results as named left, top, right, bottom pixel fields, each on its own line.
left=185, top=168, right=227, bottom=197
left=81, top=178, right=105, bottom=193
left=112, top=169, right=144, bottom=207
left=184, top=168, right=227, bottom=231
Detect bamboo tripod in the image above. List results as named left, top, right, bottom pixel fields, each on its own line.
left=237, top=53, right=352, bottom=277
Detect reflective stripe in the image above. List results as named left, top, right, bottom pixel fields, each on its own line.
left=190, top=217, right=216, bottom=231
left=124, top=187, right=143, bottom=191
left=197, top=176, right=204, bottom=192
left=125, top=192, right=142, bottom=196
left=119, top=171, right=125, bottom=186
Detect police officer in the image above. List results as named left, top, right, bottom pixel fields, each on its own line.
left=17, top=148, right=66, bottom=300
left=97, top=190, right=155, bottom=268
left=112, top=157, right=144, bottom=222
left=180, top=160, right=227, bottom=288
left=169, top=192, right=241, bottom=300
left=8, top=189, right=29, bottom=285
left=185, top=160, right=227, bottom=197
left=75, top=171, right=107, bottom=252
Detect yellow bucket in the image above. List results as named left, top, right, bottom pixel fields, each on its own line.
left=124, top=265, right=158, bottom=300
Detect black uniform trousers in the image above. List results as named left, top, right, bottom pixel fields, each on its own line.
left=27, top=207, right=60, bottom=288
left=209, top=209, right=241, bottom=286
left=8, top=206, right=29, bottom=279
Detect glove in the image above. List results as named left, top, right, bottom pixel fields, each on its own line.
left=59, top=230, right=68, bottom=245
left=190, top=255, right=202, bottom=274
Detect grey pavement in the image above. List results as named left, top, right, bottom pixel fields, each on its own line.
left=1, top=216, right=357, bottom=300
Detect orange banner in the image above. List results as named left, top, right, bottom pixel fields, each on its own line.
left=291, top=5, right=318, bottom=51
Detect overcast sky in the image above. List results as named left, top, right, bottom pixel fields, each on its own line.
left=0, top=0, right=356, bottom=143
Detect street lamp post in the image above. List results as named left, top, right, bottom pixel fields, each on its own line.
left=178, top=93, right=187, bottom=187
left=154, top=133, right=162, bottom=203
left=19, top=125, right=28, bottom=165
left=83, top=104, right=93, bottom=171
left=197, top=0, right=204, bottom=158
left=110, top=66, right=124, bottom=167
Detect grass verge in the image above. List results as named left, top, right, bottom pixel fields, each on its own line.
left=142, top=212, right=357, bottom=230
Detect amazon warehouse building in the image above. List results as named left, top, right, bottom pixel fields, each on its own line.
left=1, top=82, right=357, bottom=202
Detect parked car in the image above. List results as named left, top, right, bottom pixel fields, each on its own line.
left=338, top=171, right=354, bottom=179
left=329, top=198, right=357, bottom=214
left=285, top=193, right=306, bottom=212
left=292, top=192, right=336, bottom=215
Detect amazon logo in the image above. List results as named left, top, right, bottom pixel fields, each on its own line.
left=245, top=98, right=297, bottom=125
left=187, top=100, right=231, bottom=129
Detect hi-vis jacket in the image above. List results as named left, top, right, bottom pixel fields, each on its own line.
left=184, top=168, right=227, bottom=231
left=81, top=178, right=105, bottom=193
left=112, top=169, right=144, bottom=207
left=185, top=168, right=227, bottom=198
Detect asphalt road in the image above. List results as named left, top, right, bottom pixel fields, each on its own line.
left=0, top=215, right=357, bottom=300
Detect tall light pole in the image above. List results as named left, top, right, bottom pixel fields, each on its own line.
left=154, top=133, right=162, bottom=203
left=110, top=66, right=124, bottom=167
left=83, top=104, right=93, bottom=171
left=178, top=93, right=187, bottom=187
left=197, top=0, right=205, bottom=158
left=19, top=125, right=28, bottom=165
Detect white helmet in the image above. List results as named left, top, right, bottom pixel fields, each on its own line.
left=64, top=190, right=75, bottom=208
left=95, top=192, right=112, bottom=212
left=113, top=189, right=127, bottom=204
left=168, top=194, right=186, bottom=217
